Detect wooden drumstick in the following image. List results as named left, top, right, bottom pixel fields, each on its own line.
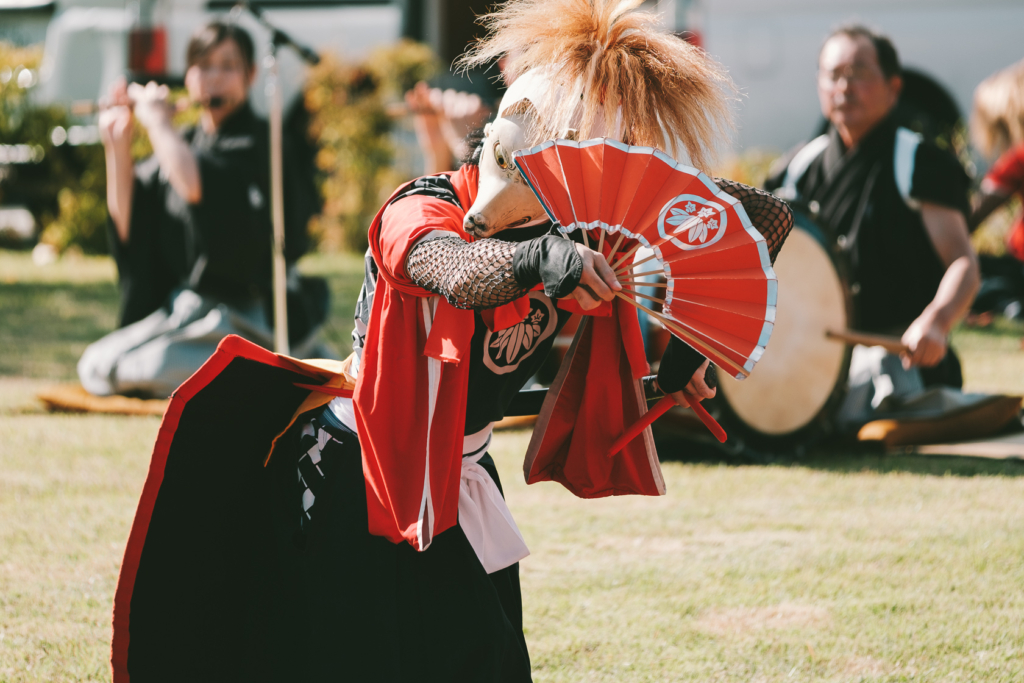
left=606, top=392, right=727, bottom=457
left=825, top=329, right=908, bottom=354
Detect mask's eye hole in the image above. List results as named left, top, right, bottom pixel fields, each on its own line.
left=493, top=142, right=509, bottom=169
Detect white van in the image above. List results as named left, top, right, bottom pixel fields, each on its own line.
left=32, top=0, right=402, bottom=117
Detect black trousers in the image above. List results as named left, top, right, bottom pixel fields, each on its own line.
left=273, top=409, right=533, bottom=683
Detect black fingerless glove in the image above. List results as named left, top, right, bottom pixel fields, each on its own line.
left=658, top=336, right=712, bottom=394
left=512, top=235, right=583, bottom=299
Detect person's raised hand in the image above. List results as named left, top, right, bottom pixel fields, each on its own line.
left=571, top=243, right=621, bottom=310
left=404, top=81, right=436, bottom=116
left=901, top=311, right=948, bottom=368
left=98, top=77, right=134, bottom=152
left=127, top=81, right=172, bottom=131
left=100, top=76, right=133, bottom=109
left=438, top=88, right=489, bottom=135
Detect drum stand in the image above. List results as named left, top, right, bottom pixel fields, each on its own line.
left=236, top=3, right=320, bottom=355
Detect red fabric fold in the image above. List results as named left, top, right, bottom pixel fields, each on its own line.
left=556, top=298, right=614, bottom=317
left=481, top=296, right=532, bottom=332
left=616, top=297, right=651, bottom=380
left=356, top=167, right=481, bottom=550
left=525, top=315, right=664, bottom=498
left=423, top=299, right=475, bottom=363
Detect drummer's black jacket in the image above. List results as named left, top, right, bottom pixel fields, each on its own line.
left=764, top=114, right=970, bottom=334
left=108, top=101, right=321, bottom=330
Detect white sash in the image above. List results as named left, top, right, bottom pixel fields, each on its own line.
left=458, top=427, right=530, bottom=574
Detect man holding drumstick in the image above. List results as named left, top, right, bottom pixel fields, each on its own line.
left=765, top=26, right=979, bottom=424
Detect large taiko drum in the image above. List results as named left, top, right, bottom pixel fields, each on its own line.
left=713, top=210, right=853, bottom=446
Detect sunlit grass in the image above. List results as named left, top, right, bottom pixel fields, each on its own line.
left=951, top=317, right=1024, bottom=396
left=0, top=378, right=156, bottom=682
left=0, top=250, right=365, bottom=379
left=1, top=248, right=1023, bottom=681
left=489, top=430, right=1024, bottom=683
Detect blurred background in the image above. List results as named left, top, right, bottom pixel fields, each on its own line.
left=1, top=0, right=1023, bottom=429
left=2, top=0, right=1021, bottom=254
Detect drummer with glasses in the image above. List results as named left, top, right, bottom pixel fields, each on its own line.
left=764, top=25, right=979, bottom=424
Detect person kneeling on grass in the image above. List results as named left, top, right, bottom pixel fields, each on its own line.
left=78, top=20, right=324, bottom=399
left=764, top=25, right=983, bottom=431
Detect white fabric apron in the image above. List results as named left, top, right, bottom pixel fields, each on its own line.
left=329, top=391, right=529, bottom=574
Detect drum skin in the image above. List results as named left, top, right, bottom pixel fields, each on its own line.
left=715, top=211, right=853, bottom=444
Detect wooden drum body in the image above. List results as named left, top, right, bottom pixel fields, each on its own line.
left=714, top=212, right=853, bottom=446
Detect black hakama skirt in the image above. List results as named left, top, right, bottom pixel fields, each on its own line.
left=112, top=338, right=531, bottom=682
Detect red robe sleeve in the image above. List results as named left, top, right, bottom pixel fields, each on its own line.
left=355, top=168, right=480, bottom=552
left=374, top=190, right=468, bottom=294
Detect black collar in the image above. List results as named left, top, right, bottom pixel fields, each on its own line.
left=192, top=101, right=259, bottom=148
left=821, top=112, right=898, bottom=181
left=215, top=100, right=258, bottom=136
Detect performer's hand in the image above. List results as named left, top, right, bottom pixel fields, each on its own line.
left=404, top=80, right=436, bottom=115
left=98, top=78, right=134, bottom=152
left=128, top=81, right=173, bottom=131
left=901, top=312, right=947, bottom=368
left=572, top=243, right=621, bottom=310
left=667, top=358, right=716, bottom=407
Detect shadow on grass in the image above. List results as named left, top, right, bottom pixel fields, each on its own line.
left=655, top=432, right=1024, bottom=478
left=0, top=280, right=119, bottom=380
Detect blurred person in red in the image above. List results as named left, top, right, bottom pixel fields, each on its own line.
left=765, top=25, right=980, bottom=428
left=967, top=59, right=1024, bottom=326
left=79, top=20, right=323, bottom=398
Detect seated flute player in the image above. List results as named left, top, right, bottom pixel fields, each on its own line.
left=78, top=21, right=324, bottom=399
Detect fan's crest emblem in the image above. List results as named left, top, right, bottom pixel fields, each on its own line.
left=658, top=194, right=728, bottom=250
left=482, top=292, right=558, bottom=375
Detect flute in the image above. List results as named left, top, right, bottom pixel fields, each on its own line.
left=70, top=95, right=224, bottom=116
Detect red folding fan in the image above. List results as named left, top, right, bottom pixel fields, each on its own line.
left=514, top=138, right=778, bottom=450
left=513, top=138, right=777, bottom=381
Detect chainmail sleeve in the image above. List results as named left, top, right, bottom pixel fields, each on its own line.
left=714, top=177, right=794, bottom=265
left=406, top=236, right=530, bottom=309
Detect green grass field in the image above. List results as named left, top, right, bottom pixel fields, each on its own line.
left=1, top=249, right=1023, bottom=682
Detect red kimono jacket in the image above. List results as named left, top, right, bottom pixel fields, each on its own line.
left=355, top=165, right=665, bottom=552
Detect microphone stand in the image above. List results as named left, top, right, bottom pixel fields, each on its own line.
left=235, top=2, right=320, bottom=355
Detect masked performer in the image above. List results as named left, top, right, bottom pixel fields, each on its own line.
left=111, top=2, right=792, bottom=681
